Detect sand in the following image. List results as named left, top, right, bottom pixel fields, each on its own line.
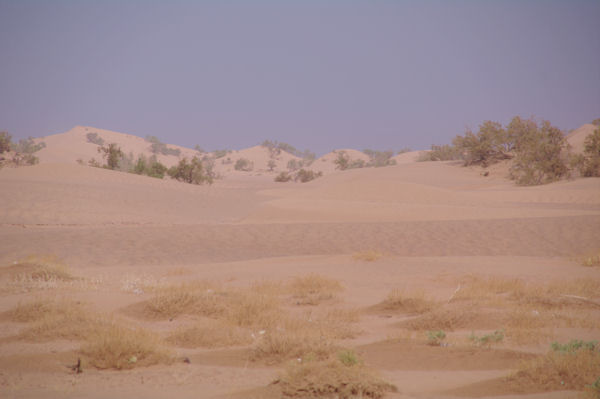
left=1, top=127, right=599, bottom=399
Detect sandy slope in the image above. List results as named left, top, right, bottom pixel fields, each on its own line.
left=1, top=132, right=600, bottom=399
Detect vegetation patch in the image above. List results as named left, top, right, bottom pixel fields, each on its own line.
left=167, top=320, right=252, bottom=349
left=469, top=330, right=505, bottom=347
left=352, top=250, right=383, bottom=262
left=507, top=340, right=600, bottom=392
left=375, top=289, right=434, bottom=315
left=274, top=354, right=397, bottom=398
left=289, top=274, right=343, bottom=305
left=426, top=330, right=446, bottom=346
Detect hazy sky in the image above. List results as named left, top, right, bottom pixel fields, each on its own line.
left=1, top=1, right=599, bottom=154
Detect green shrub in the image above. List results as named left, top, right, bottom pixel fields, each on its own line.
left=287, top=159, right=303, bottom=171
left=426, top=330, right=446, bottom=346
left=168, top=156, right=213, bottom=184
left=234, top=158, right=253, bottom=171
left=469, top=330, right=504, bottom=347
left=0, top=131, right=11, bottom=154
left=453, top=121, right=512, bottom=166
left=86, top=132, right=104, bottom=145
left=97, top=143, right=124, bottom=170
left=145, top=135, right=181, bottom=156
left=576, top=127, right=600, bottom=177
left=275, top=172, right=292, bottom=182
left=418, top=144, right=462, bottom=161
left=363, top=149, right=396, bottom=167
left=551, top=339, right=598, bottom=354
left=337, top=349, right=361, bottom=366
left=13, top=137, right=46, bottom=155
left=132, top=154, right=167, bottom=178
left=294, top=169, right=322, bottom=183
left=509, top=119, right=569, bottom=185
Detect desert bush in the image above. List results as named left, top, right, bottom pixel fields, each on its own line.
left=287, top=159, right=303, bottom=171
left=0, top=131, right=11, bottom=153
left=252, top=329, right=337, bottom=363
left=377, top=289, right=434, bottom=314
left=86, top=132, right=104, bottom=145
left=168, top=156, right=213, bottom=184
left=289, top=274, right=343, bottom=305
left=275, top=355, right=396, bottom=399
left=576, top=127, right=600, bottom=177
left=452, top=121, right=512, bottom=166
left=469, top=330, right=505, bottom=347
left=267, top=159, right=276, bottom=171
left=426, top=330, right=446, bottom=346
left=12, top=153, right=39, bottom=166
left=363, top=149, right=396, bottom=167
left=81, top=321, right=172, bottom=370
left=145, top=135, right=181, bottom=156
left=334, top=151, right=350, bottom=170
left=132, top=154, right=167, bottom=178
left=13, top=137, right=46, bottom=154
left=225, top=291, right=281, bottom=328
left=275, top=171, right=293, bottom=182
left=144, top=284, right=224, bottom=319
left=509, top=119, right=570, bottom=185
left=212, top=149, right=230, bottom=159
left=294, top=168, right=322, bottom=183
left=97, top=143, right=124, bottom=170
left=507, top=340, right=600, bottom=392
left=418, top=144, right=462, bottom=161
left=592, top=118, right=600, bottom=127
left=581, top=252, right=600, bottom=267
left=234, top=158, right=253, bottom=171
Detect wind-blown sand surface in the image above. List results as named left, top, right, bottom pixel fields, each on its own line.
left=1, top=138, right=599, bottom=398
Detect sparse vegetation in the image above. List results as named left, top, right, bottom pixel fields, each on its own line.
left=145, top=135, right=181, bottom=156
left=234, top=157, right=253, bottom=171
left=417, top=144, right=462, bottom=162
left=377, top=289, right=434, bottom=314
left=363, top=149, right=396, bottom=167
left=275, top=169, right=322, bottom=183
left=507, top=340, right=600, bottom=392
left=275, top=171, right=293, bottom=182
left=275, top=354, right=397, bottom=398
left=167, top=320, right=252, bottom=348
left=97, top=143, right=124, bottom=170
left=574, top=126, right=600, bottom=177
left=289, top=274, right=343, bottom=305
left=86, top=132, right=104, bottom=145
left=0, top=131, right=11, bottom=153
left=426, top=330, right=446, bottom=346
left=132, top=154, right=167, bottom=178
left=469, top=330, right=505, bottom=347
left=167, top=156, right=214, bottom=184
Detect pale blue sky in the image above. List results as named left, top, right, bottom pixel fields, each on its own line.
left=1, top=1, right=599, bottom=154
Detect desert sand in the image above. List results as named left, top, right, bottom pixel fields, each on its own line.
left=0, top=127, right=599, bottom=399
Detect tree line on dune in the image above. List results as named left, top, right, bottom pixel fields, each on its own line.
left=418, top=116, right=600, bottom=185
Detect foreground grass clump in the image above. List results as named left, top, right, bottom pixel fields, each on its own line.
left=81, top=321, right=173, bottom=370
left=251, top=328, right=337, bottom=364
left=12, top=298, right=101, bottom=341
left=507, top=340, right=600, bottom=392
left=144, top=282, right=225, bottom=319
left=426, top=330, right=446, bottom=346
left=274, top=352, right=397, bottom=399
left=5, top=255, right=77, bottom=291
left=581, top=253, right=600, bottom=267
left=377, top=289, right=434, bottom=314
left=289, top=274, right=343, bottom=305
left=469, top=330, right=505, bottom=347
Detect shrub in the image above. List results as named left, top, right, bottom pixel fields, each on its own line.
left=234, top=158, right=253, bottom=171
left=287, top=159, right=303, bottom=171
left=86, top=132, right=104, bottom=145
left=418, top=144, right=462, bottom=161
left=167, top=156, right=213, bottom=184
left=97, top=143, right=124, bottom=170
left=469, top=330, right=505, bottom=347
left=293, top=169, right=322, bottom=183
left=145, top=135, right=181, bottom=156
left=509, top=119, right=569, bottom=185
left=427, top=330, right=447, bottom=346
left=275, top=356, right=397, bottom=398
left=213, top=149, right=229, bottom=159
left=334, top=151, right=350, bottom=170
left=132, top=154, right=167, bottom=178
left=363, top=149, right=396, bottom=167
left=13, top=137, right=46, bottom=154
left=576, top=127, right=600, bottom=177
left=267, top=159, right=276, bottom=171
left=289, top=274, right=343, bottom=306
left=453, top=121, right=512, bottom=166
left=0, top=131, right=11, bottom=153
left=275, top=171, right=292, bottom=182
left=377, top=289, right=434, bottom=314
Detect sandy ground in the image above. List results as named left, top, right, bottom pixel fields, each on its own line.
left=1, top=144, right=599, bottom=398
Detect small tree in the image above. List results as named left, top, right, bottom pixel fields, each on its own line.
left=510, top=120, right=569, bottom=185
left=97, top=143, right=124, bottom=170
left=576, top=127, right=600, bottom=177
left=453, top=121, right=511, bottom=166
left=0, top=131, right=12, bottom=154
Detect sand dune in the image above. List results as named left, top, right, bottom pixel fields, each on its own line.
left=1, top=125, right=599, bottom=399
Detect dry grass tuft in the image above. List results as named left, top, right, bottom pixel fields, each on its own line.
left=225, top=291, right=281, bottom=329
left=376, top=289, right=435, bottom=314
left=289, top=274, right=343, bottom=305
left=2, top=255, right=79, bottom=293
left=251, top=328, right=337, bottom=364
left=580, top=252, right=600, bottom=267
left=507, top=344, right=600, bottom=392
left=452, top=275, right=525, bottom=303
left=275, top=355, right=397, bottom=398
left=81, top=321, right=173, bottom=370
left=352, top=250, right=383, bottom=262
left=167, top=320, right=252, bottom=349
left=314, top=308, right=362, bottom=339
left=144, top=282, right=225, bottom=319
left=12, top=298, right=102, bottom=341
left=402, top=308, right=476, bottom=332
